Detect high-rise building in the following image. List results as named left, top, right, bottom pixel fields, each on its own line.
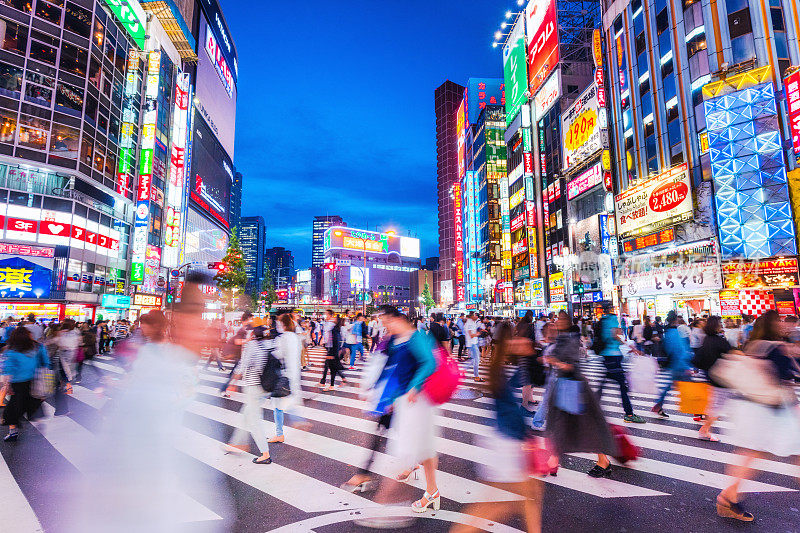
left=0, top=0, right=238, bottom=322
left=265, top=246, right=295, bottom=290
left=602, top=0, right=800, bottom=317
left=312, top=215, right=344, bottom=267
left=435, top=80, right=466, bottom=306
left=239, top=216, right=265, bottom=293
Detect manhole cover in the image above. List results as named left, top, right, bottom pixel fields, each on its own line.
left=451, top=388, right=483, bottom=400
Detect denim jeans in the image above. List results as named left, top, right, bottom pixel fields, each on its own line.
left=275, top=408, right=285, bottom=436
left=348, top=342, right=364, bottom=366
left=468, top=344, right=480, bottom=377
left=531, top=371, right=554, bottom=429
left=656, top=369, right=688, bottom=406
left=597, top=368, right=634, bottom=416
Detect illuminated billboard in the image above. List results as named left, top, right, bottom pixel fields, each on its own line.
left=163, top=72, right=191, bottom=268
left=103, top=0, right=146, bottom=48
left=526, top=0, right=559, bottom=97
left=561, top=83, right=602, bottom=170
left=503, top=18, right=527, bottom=124
left=323, top=227, right=420, bottom=259
left=196, top=15, right=237, bottom=159
left=456, top=97, right=466, bottom=180
left=189, top=110, right=233, bottom=229
left=784, top=71, right=800, bottom=160
left=615, top=163, right=693, bottom=238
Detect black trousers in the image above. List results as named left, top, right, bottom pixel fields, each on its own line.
left=320, top=346, right=345, bottom=386
left=597, top=369, right=634, bottom=416
left=458, top=335, right=466, bottom=359
left=358, top=413, right=392, bottom=475
left=2, top=381, right=42, bottom=427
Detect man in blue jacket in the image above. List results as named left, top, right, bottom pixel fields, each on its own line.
left=651, top=310, right=693, bottom=418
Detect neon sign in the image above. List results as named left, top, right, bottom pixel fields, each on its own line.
left=204, top=25, right=233, bottom=97
left=103, top=0, right=146, bottom=48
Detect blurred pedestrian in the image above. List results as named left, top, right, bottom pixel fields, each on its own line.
left=1, top=327, right=49, bottom=441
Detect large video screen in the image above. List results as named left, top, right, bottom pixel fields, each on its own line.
left=189, top=110, right=232, bottom=228
left=195, top=14, right=237, bottom=159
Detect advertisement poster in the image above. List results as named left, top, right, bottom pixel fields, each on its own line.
left=561, top=83, right=601, bottom=170
left=620, top=261, right=722, bottom=297
left=722, top=258, right=800, bottom=289
left=466, top=78, right=504, bottom=125
left=785, top=71, right=800, bottom=159
left=532, top=70, right=561, bottom=122
left=0, top=257, right=52, bottom=299
left=567, top=162, right=602, bottom=200
left=503, top=17, right=528, bottom=124
left=615, top=163, right=693, bottom=238
left=719, top=290, right=742, bottom=317
left=530, top=277, right=546, bottom=307
left=195, top=15, right=237, bottom=159
left=189, top=111, right=233, bottom=228
left=549, top=271, right=565, bottom=302
left=525, top=0, right=559, bottom=97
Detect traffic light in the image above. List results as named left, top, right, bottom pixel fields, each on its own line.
left=324, top=262, right=336, bottom=271
left=208, top=262, right=227, bottom=272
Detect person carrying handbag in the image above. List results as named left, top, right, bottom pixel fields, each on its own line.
left=267, top=314, right=311, bottom=444
left=225, top=324, right=275, bottom=465
left=1, top=327, right=50, bottom=441
left=715, top=310, right=800, bottom=522
left=545, top=311, right=618, bottom=478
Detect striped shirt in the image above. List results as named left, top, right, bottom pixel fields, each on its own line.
left=237, top=338, right=275, bottom=387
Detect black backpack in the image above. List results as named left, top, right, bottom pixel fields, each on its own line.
left=362, top=321, right=369, bottom=338
left=591, top=318, right=607, bottom=355
left=258, top=342, right=290, bottom=397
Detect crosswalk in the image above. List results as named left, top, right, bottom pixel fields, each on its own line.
left=2, top=344, right=798, bottom=532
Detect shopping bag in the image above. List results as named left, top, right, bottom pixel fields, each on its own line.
left=0, top=382, right=9, bottom=407
left=610, top=424, right=640, bottom=464
left=522, top=440, right=556, bottom=476
left=676, top=381, right=710, bottom=414
left=423, top=346, right=462, bottom=405
left=629, top=354, right=659, bottom=394
left=554, top=378, right=585, bottom=415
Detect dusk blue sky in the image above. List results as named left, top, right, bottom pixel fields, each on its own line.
left=226, top=1, right=512, bottom=268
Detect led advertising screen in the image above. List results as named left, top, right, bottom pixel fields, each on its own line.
left=503, top=18, right=527, bottom=124
left=323, top=227, right=420, bottom=259
left=195, top=15, right=237, bottom=159
left=190, top=110, right=233, bottom=228
left=784, top=71, right=800, bottom=160
left=526, top=0, right=559, bottom=98
left=615, top=163, right=693, bottom=238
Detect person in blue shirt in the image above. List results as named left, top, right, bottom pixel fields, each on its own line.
left=1, top=326, right=50, bottom=441
left=596, top=305, right=647, bottom=424
left=455, top=314, right=466, bottom=361
left=651, top=310, right=694, bottom=418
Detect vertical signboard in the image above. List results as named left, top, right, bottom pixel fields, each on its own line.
left=163, top=72, right=190, bottom=268
left=453, top=182, right=465, bottom=302
left=785, top=71, right=800, bottom=161
left=503, top=17, right=528, bottom=125
left=117, top=50, right=139, bottom=196
left=131, top=51, right=161, bottom=285
left=525, top=0, right=559, bottom=97
left=102, top=0, right=147, bottom=48
left=456, top=97, right=466, bottom=181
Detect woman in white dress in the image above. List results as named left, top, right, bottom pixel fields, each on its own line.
left=268, top=314, right=310, bottom=443
left=717, top=310, right=800, bottom=522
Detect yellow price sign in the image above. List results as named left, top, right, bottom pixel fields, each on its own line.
left=565, top=109, right=598, bottom=153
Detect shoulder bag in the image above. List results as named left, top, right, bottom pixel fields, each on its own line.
left=31, top=345, right=55, bottom=399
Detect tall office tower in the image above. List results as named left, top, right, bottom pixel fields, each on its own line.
left=312, top=215, right=344, bottom=267
left=265, top=246, right=295, bottom=290
left=230, top=171, right=243, bottom=230
left=435, top=80, right=466, bottom=305
left=239, top=216, right=265, bottom=293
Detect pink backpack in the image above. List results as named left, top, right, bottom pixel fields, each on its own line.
left=423, top=346, right=462, bottom=404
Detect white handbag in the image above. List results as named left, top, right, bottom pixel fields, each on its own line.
left=709, top=341, right=796, bottom=406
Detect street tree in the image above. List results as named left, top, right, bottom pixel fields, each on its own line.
left=215, top=228, right=247, bottom=310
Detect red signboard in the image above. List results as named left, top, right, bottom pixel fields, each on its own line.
left=526, top=0, right=560, bottom=97
left=453, top=182, right=465, bottom=302
left=621, top=228, right=675, bottom=253
left=566, top=162, right=603, bottom=200
left=785, top=71, right=800, bottom=158
left=6, top=218, right=37, bottom=234
left=523, top=152, right=534, bottom=175
left=511, top=212, right=525, bottom=232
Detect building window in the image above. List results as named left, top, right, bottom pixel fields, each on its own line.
left=656, top=8, right=669, bottom=33
left=0, top=17, right=28, bottom=56
left=29, top=39, right=57, bottom=66
left=64, top=2, right=91, bottom=39
left=731, top=34, right=756, bottom=63
left=0, top=62, right=23, bottom=98
left=18, top=114, right=49, bottom=151
left=0, top=108, right=16, bottom=143
left=35, top=0, right=62, bottom=25
left=55, top=81, right=84, bottom=116
left=728, top=8, right=753, bottom=39
left=50, top=123, right=80, bottom=161
left=60, top=43, right=88, bottom=77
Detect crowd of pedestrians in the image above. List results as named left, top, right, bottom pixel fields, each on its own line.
left=1, top=292, right=799, bottom=530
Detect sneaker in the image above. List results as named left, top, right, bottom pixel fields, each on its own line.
left=349, top=366, right=355, bottom=370
left=657, top=409, right=669, bottom=419
left=623, top=414, right=646, bottom=423
left=693, top=414, right=706, bottom=422
left=3, top=431, right=18, bottom=442
left=587, top=464, right=611, bottom=478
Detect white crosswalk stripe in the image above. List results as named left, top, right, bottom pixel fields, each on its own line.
left=4, top=344, right=798, bottom=531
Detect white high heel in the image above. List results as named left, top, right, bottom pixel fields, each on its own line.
left=411, top=490, right=440, bottom=513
